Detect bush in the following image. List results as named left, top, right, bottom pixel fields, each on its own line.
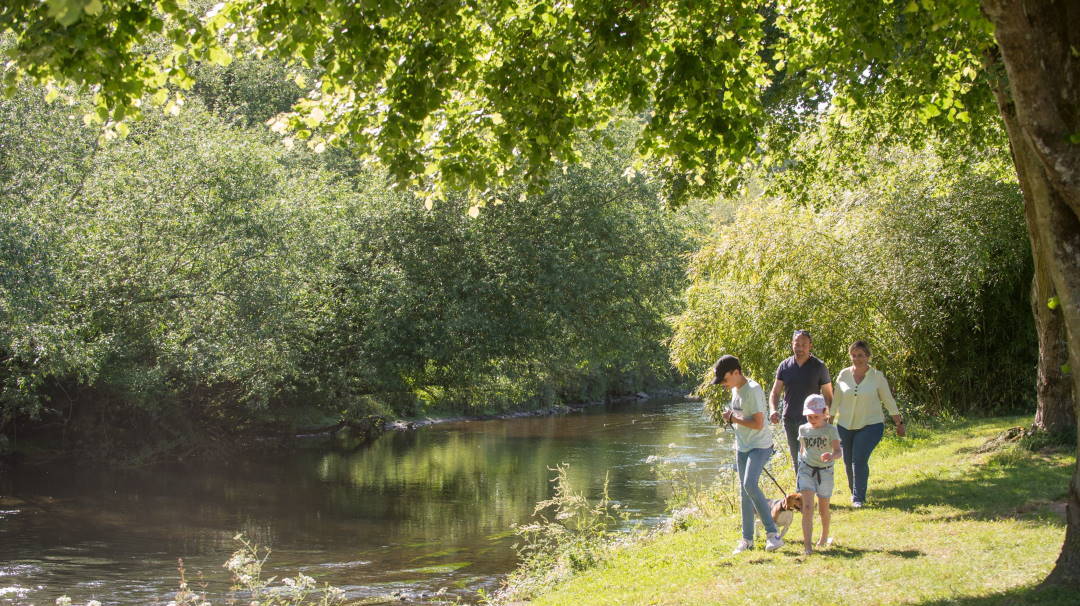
left=670, top=143, right=1032, bottom=416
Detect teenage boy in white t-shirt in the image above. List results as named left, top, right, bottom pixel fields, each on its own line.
left=713, top=355, right=784, bottom=554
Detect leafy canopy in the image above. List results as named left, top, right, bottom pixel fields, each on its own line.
left=0, top=0, right=999, bottom=204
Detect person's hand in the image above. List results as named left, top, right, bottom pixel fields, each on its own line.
left=769, top=410, right=780, bottom=424
left=821, top=452, right=833, bottom=463
left=722, top=409, right=733, bottom=424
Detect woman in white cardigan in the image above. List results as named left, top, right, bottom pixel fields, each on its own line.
left=832, top=341, right=905, bottom=508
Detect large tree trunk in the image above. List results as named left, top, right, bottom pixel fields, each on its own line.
left=1031, top=261, right=1074, bottom=434
left=982, top=0, right=1080, bottom=587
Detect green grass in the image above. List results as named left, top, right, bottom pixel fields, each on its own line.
left=513, top=417, right=1074, bottom=606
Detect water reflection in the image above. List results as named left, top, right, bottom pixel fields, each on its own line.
left=0, top=397, right=730, bottom=604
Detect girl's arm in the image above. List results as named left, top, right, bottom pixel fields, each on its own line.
left=821, top=438, right=841, bottom=463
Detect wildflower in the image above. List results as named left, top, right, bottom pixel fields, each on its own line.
left=56, top=597, right=72, bottom=606
left=87, top=601, right=102, bottom=606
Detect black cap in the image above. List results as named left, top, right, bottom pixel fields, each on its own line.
left=711, top=355, right=742, bottom=385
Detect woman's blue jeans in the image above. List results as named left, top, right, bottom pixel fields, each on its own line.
left=837, top=422, right=884, bottom=503
left=736, top=447, right=778, bottom=541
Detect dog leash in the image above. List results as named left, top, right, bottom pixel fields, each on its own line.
left=761, top=449, right=790, bottom=498
left=725, top=414, right=790, bottom=499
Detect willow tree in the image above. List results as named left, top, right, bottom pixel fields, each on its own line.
left=2, top=0, right=1078, bottom=584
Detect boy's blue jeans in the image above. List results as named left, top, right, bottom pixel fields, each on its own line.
left=837, top=422, right=884, bottom=503
left=736, top=447, right=779, bottom=542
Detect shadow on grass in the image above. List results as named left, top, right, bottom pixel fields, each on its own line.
left=869, top=454, right=1071, bottom=524
left=740, top=546, right=924, bottom=564
left=812, top=545, right=923, bottom=560
left=915, top=583, right=1077, bottom=606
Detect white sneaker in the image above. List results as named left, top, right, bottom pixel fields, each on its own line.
left=765, top=532, right=784, bottom=552
left=732, top=538, right=753, bottom=554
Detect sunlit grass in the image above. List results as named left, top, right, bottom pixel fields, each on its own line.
left=518, top=417, right=1074, bottom=606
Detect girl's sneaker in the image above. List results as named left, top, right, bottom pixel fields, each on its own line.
left=765, top=532, right=784, bottom=552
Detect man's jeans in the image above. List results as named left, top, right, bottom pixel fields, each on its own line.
left=837, top=422, right=885, bottom=503
left=737, top=446, right=779, bottom=542
left=783, top=416, right=802, bottom=478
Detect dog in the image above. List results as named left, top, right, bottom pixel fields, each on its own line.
left=769, top=492, right=803, bottom=538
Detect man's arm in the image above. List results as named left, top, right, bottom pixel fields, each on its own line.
left=820, top=381, right=834, bottom=407
left=769, top=380, right=784, bottom=424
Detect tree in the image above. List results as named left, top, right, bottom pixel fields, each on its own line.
left=2, top=0, right=1078, bottom=585
left=669, top=142, right=1033, bottom=420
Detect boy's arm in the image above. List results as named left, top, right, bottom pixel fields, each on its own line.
left=725, top=410, right=765, bottom=430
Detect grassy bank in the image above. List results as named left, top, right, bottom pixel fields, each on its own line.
left=507, top=417, right=1074, bottom=605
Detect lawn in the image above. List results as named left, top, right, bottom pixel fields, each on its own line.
left=515, top=417, right=1074, bottom=606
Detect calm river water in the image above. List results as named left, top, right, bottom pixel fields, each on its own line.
left=0, top=397, right=733, bottom=605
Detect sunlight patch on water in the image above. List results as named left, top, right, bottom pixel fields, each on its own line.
left=307, top=560, right=372, bottom=570
left=0, top=585, right=32, bottom=598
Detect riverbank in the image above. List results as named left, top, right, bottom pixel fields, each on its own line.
left=2, top=387, right=692, bottom=469
left=379, top=388, right=691, bottom=432
left=497, top=416, right=1075, bottom=605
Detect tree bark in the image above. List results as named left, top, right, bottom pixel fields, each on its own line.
left=982, top=0, right=1080, bottom=587
left=1030, top=262, right=1074, bottom=434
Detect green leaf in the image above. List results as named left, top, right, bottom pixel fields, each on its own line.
left=1047, top=296, right=1060, bottom=310
left=919, top=103, right=942, bottom=121
left=208, top=46, right=233, bottom=67
left=46, top=0, right=84, bottom=27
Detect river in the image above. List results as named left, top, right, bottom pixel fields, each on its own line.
left=0, top=397, right=734, bottom=605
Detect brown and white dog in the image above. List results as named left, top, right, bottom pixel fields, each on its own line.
left=769, top=492, right=803, bottom=538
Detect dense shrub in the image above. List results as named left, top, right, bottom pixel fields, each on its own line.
left=670, top=145, right=1033, bottom=416
left=0, top=77, right=689, bottom=458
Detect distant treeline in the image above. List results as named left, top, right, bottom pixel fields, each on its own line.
left=0, top=55, right=691, bottom=461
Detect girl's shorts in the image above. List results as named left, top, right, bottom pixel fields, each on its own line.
left=797, top=462, right=834, bottom=498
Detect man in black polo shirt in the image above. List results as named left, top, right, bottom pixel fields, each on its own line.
left=769, top=330, right=833, bottom=477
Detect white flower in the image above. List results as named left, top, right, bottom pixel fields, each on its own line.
left=56, top=597, right=72, bottom=606
left=87, top=601, right=102, bottom=606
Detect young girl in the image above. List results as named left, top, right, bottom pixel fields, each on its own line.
left=798, top=394, right=841, bottom=555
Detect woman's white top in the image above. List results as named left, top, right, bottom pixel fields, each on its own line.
left=833, top=366, right=900, bottom=430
